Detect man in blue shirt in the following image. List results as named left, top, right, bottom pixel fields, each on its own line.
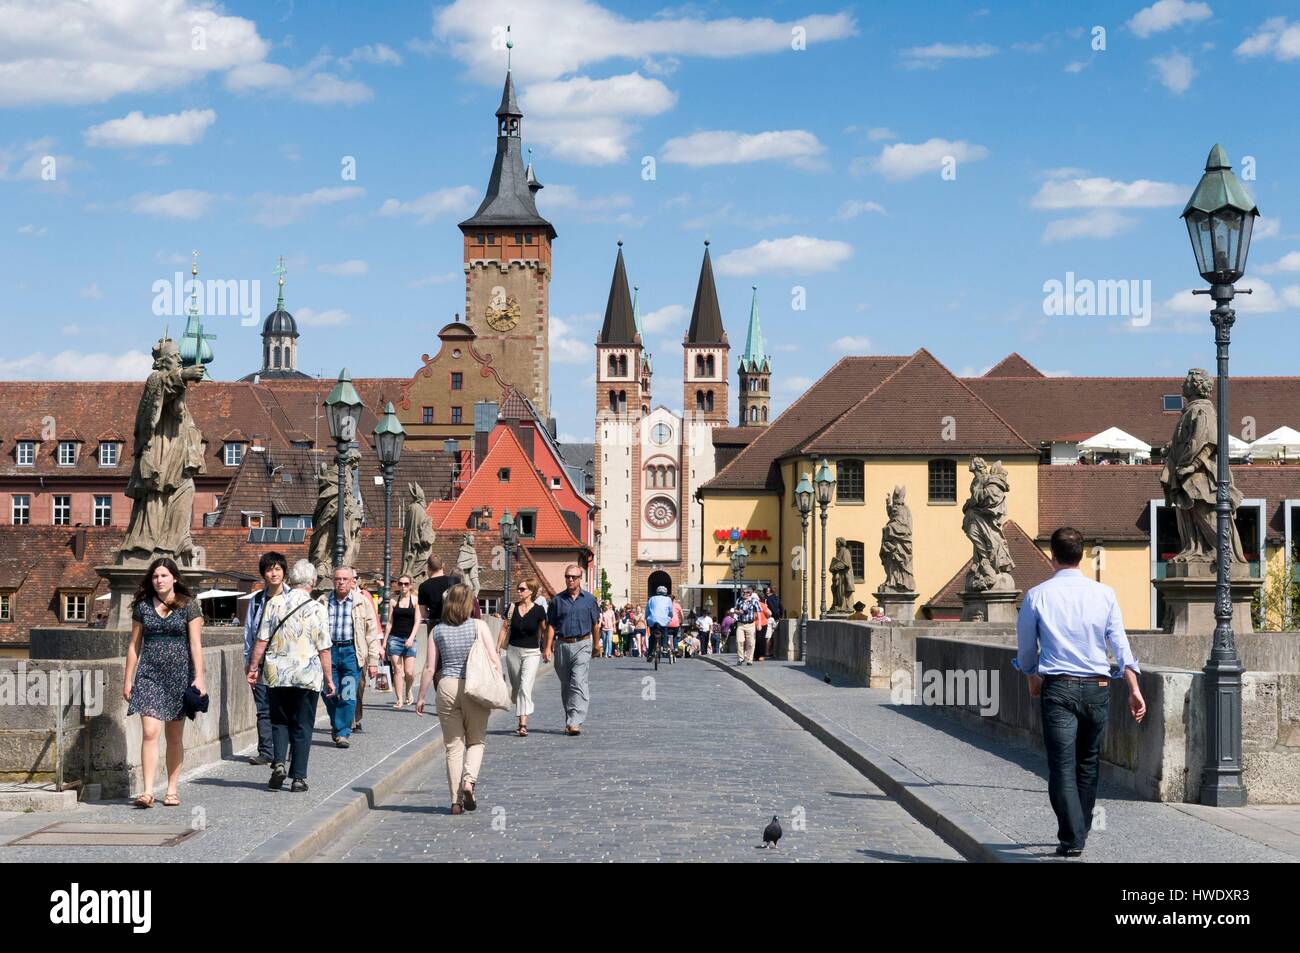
left=1016, top=527, right=1147, bottom=857
left=645, top=586, right=674, bottom=662
left=243, top=552, right=287, bottom=765
left=544, top=564, right=601, bottom=735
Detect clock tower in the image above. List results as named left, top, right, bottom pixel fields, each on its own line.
left=459, top=66, right=556, bottom=414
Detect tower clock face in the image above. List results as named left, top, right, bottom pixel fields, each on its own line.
left=651, top=422, right=673, bottom=446
left=485, top=285, right=521, bottom=331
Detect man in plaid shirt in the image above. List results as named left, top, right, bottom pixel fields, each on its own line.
left=733, top=586, right=762, bottom=666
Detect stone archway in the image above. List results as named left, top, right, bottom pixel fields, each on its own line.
left=647, top=570, right=672, bottom=598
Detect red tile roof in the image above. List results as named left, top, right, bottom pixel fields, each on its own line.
left=984, top=353, right=1044, bottom=378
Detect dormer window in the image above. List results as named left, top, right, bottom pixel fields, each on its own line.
left=223, top=442, right=245, bottom=467
left=16, top=441, right=35, bottom=466
left=58, top=441, right=77, bottom=466
left=98, top=442, right=120, bottom=466
left=1162, top=394, right=1184, bottom=412
left=498, top=467, right=511, bottom=482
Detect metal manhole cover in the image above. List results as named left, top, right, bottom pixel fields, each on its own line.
left=7, top=823, right=200, bottom=847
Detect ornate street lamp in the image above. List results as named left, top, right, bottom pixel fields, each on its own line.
left=729, top=540, right=749, bottom=608
left=500, top=509, right=516, bottom=615
left=373, top=402, right=405, bottom=627
left=324, top=369, right=363, bottom=571
left=814, top=459, right=836, bottom=617
left=795, top=471, right=814, bottom=652
left=1182, top=144, right=1258, bottom=807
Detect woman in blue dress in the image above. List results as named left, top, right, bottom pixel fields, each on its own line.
left=123, top=557, right=206, bottom=808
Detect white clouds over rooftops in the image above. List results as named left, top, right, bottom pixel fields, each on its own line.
left=661, top=130, right=825, bottom=169
left=130, top=190, right=217, bottom=220
left=1030, top=173, right=1185, bottom=209
left=1236, top=17, right=1300, bottom=60
left=714, top=236, right=853, bottom=277
left=84, top=110, right=216, bottom=148
left=1129, top=1, right=1212, bottom=39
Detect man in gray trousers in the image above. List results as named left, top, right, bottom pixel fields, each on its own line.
left=544, top=564, right=601, bottom=736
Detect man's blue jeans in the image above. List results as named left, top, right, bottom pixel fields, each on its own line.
left=323, top=643, right=360, bottom=739
left=1041, top=677, right=1110, bottom=850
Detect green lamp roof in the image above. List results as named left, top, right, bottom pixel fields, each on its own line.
left=1182, top=144, right=1259, bottom=217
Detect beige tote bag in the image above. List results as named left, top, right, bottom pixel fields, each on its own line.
left=464, top=619, right=510, bottom=710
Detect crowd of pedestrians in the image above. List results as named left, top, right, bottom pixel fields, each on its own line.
left=124, top=550, right=783, bottom=815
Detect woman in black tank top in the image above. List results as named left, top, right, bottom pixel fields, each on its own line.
left=385, top=576, right=423, bottom=707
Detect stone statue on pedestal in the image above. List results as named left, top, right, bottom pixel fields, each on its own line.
left=401, top=483, right=435, bottom=586
left=309, top=449, right=362, bottom=580
left=829, top=537, right=856, bottom=613
left=878, top=485, right=915, bottom=592
left=457, top=533, right=481, bottom=595
left=116, top=336, right=207, bottom=566
left=962, top=457, right=1015, bottom=592
left=1159, top=368, right=1246, bottom=564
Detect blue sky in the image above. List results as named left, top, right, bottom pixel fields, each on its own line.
left=4, top=0, right=1300, bottom=442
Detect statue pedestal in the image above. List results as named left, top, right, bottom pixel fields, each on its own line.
left=94, top=563, right=212, bottom=631
left=876, top=590, right=918, bottom=622
left=1152, top=561, right=1260, bottom=636
left=960, top=589, right=1021, bottom=624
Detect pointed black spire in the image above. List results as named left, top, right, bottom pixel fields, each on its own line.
left=459, top=68, right=556, bottom=240
left=598, top=242, right=638, bottom=345
left=686, top=241, right=726, bottom=344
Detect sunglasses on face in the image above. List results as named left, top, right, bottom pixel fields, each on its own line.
left=399, top=582, right=411, bottom=586
left=564, top=575, right=580, bottom=580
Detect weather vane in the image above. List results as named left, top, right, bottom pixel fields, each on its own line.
left=274, top=255, right=287, bottom=310
left=506, top=24, right=513, bottom=71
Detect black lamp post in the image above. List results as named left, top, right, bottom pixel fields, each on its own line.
left=795, top=471, right=814, bottom=651
left=324, top=369, right=363, bottom=572
left=1182, top=144, right=1258, bottom=807
left=814, top=459, right=836, bottom=618
left=729, top=540, right=749, bottom=608
left=374, top=401, right=405, bottom=628
left=500, top=509, right=516, bottom=615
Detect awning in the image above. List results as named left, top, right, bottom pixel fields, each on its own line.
left=1248, top=426, right=1300, bottom=460
left=1076, top=426, right=1152, bottom=456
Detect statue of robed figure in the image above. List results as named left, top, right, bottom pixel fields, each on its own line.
left=1159, top=368, right=1246, bottom=564
left=829, top=537, right=856, bottom=612
left=962, top=457, right=1016, bottom=592
left=457, top=533, right=481, bottom=594
left=116, top=337, right=207, bottom=565
left=878, top=485, right=915, bottom=592
left=401, top=483, right=435, bottom=585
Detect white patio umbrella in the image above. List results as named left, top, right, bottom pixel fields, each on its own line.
left=196, top=588, right=244, bottom=600
left=94, top=593, right=112, bottom=601
left=1076, top=426, right=1152, bottom=460
left=1248, top=426, right=1300, bottom=461
left=1225, top=434, right=1252, bottom=460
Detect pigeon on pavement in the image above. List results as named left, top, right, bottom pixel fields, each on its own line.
left=763, top=815, right=782, bottom=848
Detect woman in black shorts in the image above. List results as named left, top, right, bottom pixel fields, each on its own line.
left=385, top=575, right=421, bottom=708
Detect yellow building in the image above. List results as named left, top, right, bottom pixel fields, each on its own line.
left=699, top=350, right=1300, bottom=630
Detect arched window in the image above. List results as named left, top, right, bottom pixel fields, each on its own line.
left=608, top=390, right=619, bottom=413
left=761, top=406, right=768, bottom=422
left=696, top=390, right=705, bottom=410
left=695, top=355, right=705, bottom=377
left=608, top=355, right=618, bottom=377
left=619, top=355, right=628, bottom=376
left=706, top=355, right=715, bottom=376
left=273, top=346, right=281, bottom=369
left=749, top=406, right=758, bottom=422
left=837, top=460, right=864, bottom=502
left=928, top=459, right=958, bottom=503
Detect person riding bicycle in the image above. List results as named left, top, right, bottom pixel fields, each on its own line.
left=645, top=586, right=674, bottom=663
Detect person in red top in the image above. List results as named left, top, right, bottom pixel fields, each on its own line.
left=668, top=597, right=683, bottom=655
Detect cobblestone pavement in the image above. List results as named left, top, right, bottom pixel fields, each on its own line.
left=730, top=662, right=1298, bottom=864
left=313, top=656, right=963, bottom=862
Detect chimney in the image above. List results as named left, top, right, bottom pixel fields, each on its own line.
left=73, top=527, right=87, bottom=561
left=474, top=400, right=498, bottom=468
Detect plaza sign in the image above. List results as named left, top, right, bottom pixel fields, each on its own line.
left=713, top=529, right=771, bottom=542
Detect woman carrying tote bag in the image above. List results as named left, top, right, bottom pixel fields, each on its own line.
left=416, top=583, right=505, bottom=814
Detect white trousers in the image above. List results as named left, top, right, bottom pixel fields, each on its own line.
left=506, top=645, right=542, bottom=717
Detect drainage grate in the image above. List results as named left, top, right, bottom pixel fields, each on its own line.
left=7, top=823, right=200, bottom=848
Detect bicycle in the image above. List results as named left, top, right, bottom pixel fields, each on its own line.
left=649, top=623, right=675, bottom=670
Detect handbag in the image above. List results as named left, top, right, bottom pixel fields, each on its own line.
left=464, top=619, right=511, bottom=710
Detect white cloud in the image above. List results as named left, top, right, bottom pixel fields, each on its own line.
left=1042, top=210, right=1138, bottom=242
left=1161, top=278, right=1300, bottom=316
left=317, top=259, right=368, bottom=276
left=17, top=224, right=46, bottom=236
left=0, top=137, right=80, bottom=182
left=84, top=109, right=215, bottom=148
left=525, top=73, right=675, bottom=118
left=1258, top=251, right=1300, bottom=273
left=432, top=0, right=857, bottom=83
left=836, top=200, right=887, bottom=220
left=340, top=44, right=403, bottom=67
left=1152, top=51, right=1195, bottom=93
left=1236, top=17, right=1300, bottom=60
left=833, top=336, right=872, bottom=352
left=225, top=60, right=372, bottom=106
left=79, top=282, right=104, bottom=300
left=867, top=127, right=898, bottom=141
left=253, top=186, right=365, bottom=226
left=1129, top=1, right=1212, bottom=38
left=61, top=324, right=80, bottom=336
left=537, top=185, right=633, bottom=218
left=409, top=272, right=459, bottom=288
left=550, top=314, right=595, bottom=364
left=0, top=0, right=268, bottom=106
left=714, top=236, right=853, bottom=277
left=295, top=308, right=352, bottom=327
left=871, top=138, right=989, bottom=181
left=640, top=304, right=687, bottom=334
left=1030, top=174, right=1184, bottom=209
left=661, top=130, right=825, bottom=169
left=529, top=117, right=636, bottom=165
left=131, top=190, right=217, bottom=220
left=901, top=42, right=997, bottom=68
left=377, top=186, right=476, bottom=225
left=1256, top=217, right=1281, bottom=239
left=0, top=349, right=153, bottom=380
